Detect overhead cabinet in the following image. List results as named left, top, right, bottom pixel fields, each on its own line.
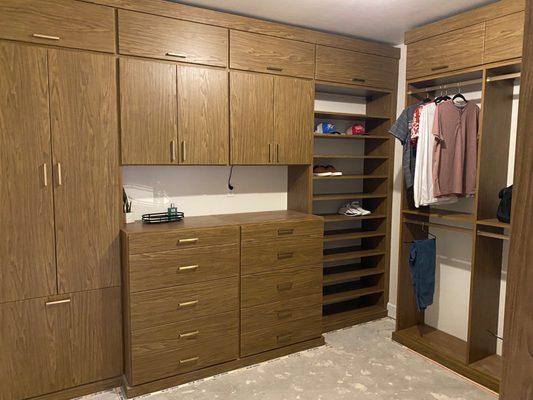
left=120, top=58, right=229, bottom=165
left=230, top=71, right=313, bottom=165
left=484, top=12, right=525, bottom=65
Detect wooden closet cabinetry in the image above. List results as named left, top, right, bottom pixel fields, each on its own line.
left=315, top=45, right=396, bottom=89
left=230, top=71, right=313, bottom=165
left=484, top=12, right=525, bottom=65
left=407, top=23, right=485, bottom=80
left=229, top=30, right=315, bottom=78
left=0, top=0, right=115, bottom=53
left=118, top=10, right=228, bottom=67
left=120, top=59, right=229, bottom=165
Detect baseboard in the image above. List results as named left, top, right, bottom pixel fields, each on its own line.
left=387, top=302, right=397, bottom=319
left=28, top=377, right=121, bottom=400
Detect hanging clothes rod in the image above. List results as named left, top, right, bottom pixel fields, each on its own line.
left=407, top=78, right=484, bottom=95
left=403, top=218, right=473, bottom=234
left=486, top=72, right=521, bottom=82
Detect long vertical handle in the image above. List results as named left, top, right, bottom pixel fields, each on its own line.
left=43, top=163, right=48, bottom=187
left=57, top=162, right=62, bottom=186
left=181, top=141, right=186, bottom=162
left=171, top=140, right=176, bottom=162
left=268, top=144, right=272, bottom=164
left=276, top=143, right=280, bottom=163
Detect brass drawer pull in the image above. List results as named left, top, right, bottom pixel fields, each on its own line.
left=277, top=282, right=293, bottom=292
left=277, top=310, right=293, bottom=319
left=42, top=163, right=48, bottom=187
left=266, top=66, right=283, bottom=72
left=277, top=334, right=292, bottom=343
left=178, top=300, right=199, bottom=308
left=33, top=33, right=60, bottom=41
left=179, top=330, right=199, bottom=339
left=178, top=238, right=199, bottom=244
left=166, top=52, right=187, bottom=58
left=431, top=65, right=449, bottom=71
left=277, top=252, right=293, bottom=260
left=56, top=162, right=62, bottom=186
left=45, top=298, right=71, bottom=306
left=171, top=140, right=176, bottom=162
left=352, top=77, right=366, bottom=83
left=179, top=356, right=199, bottom=364
left=181, top=141, right=186, bottom=162
left=178, top=265, right=198, bottom=272
left=277, top=228, right=294, bottom=236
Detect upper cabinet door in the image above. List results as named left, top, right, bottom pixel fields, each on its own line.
left=0, top=42, right=56, bottom=303
left=274, top=77, right=313, bottom=165
left=407, top=24, right=485, bottom=80
left=0, top=0, right=115, bottom=53
left=118, top=10, right=228, bottom=67
left=120, top=58, right=178, bottom=165
left=230, top=31, right=315, bottom=79
left=315, top=45, right=397, bottom=89
left=484, top=12, right=525, bottom=64
left=178, top=66, right=229, bottom=165
left=49, top=50, right=120, bottom=293
left=230, top=71, right=274, bottom=165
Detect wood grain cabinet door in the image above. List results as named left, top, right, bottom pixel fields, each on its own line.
left=0, top=42, right=57, bottom=303
left=177, top=66, right=229, bottom=164
left=120, top=58, right=178, bottom=165
left=48, top=50, right=120, bottom=293
left=230, top=71, right=274, bottom=165
left=274, top=76, right=313, bottom=164
left=484, top=12, right=525, bottom=64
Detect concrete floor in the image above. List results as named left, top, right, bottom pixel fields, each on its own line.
left=83, top=318, right=497, bottom=400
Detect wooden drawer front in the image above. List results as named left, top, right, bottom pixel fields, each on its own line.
left=118, top=10, right=227, bottom=67
left=241, top=237, right=322, bottom=275
left=407, top=24, right=485, bottom=80
left=241, top=314, right=322, bottom=356
left=128, top=226, right=239, bottom=255
left=241, top=219, right=323, bottom=242
left=130, top=277, right=238, bottom=330
left=484, top=12, right=525, bottom=64
left=315, top=45, right=396, bottom=89
left=0, top=0, right=115, bottom=53
left=241, top=266, right=322, bottom=308
left=129, top=244, right=239, bottom=292
left=130, top=311, right=238, bottom=384
left=230, top=30, right=315, bottom=78
left=241, top=294, right=322, bottom=334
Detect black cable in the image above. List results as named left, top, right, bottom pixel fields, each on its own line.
left=228, top=166, right=234, bottom=190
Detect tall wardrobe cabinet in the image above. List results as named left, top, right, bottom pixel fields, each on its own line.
left=0, top=42, right=121, bottom=400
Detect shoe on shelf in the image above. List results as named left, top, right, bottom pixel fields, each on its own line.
left=350, top=201, right=371, bottom=215
left=313, top=165, right=332, bottom=176
left=338, top=202, right=361, bottom=216
left=325, top=165, right=343, bottom=176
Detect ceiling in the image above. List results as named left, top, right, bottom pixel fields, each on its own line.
left=169, top=0, right=497, bottom=44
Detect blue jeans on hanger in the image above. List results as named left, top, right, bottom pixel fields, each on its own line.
left=409, top=238, right=436, bottom=310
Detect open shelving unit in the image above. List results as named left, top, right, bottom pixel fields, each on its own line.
left=393, top=63, right=521, bottom=393
left=312, top=81, right=396, bottom=333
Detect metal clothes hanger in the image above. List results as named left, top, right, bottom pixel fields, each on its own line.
left=403, top=224, right=437, bottom=244
left=452, top=84, right=468, bottom=103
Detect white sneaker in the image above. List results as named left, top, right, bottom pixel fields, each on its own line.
left=338, top=202, right=361, bottom=216
left=350, top=201, right=371, bottom=216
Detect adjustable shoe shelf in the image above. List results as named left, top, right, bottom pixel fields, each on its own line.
left=312, top=81, right=396, bottom=333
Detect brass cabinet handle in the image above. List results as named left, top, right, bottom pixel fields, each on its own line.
left=181, top=141, right=186, bottom=162
left=178, top=265, right=198, bottom=272
left=266, top=66, right=283, bottom=72
left=277, top=282, right=293, bottom=292
left=178, top=300, right=199, bottom=308
left=276, top=143, right=280, bottom=163
left=277, top=310, right=293, bottom=319
left=277, top=334, right=292, bottom=343
left=178, top=238, right=199, bottom=244
left=431, top=65, right=449, bottom=71
left=178, top=330, right=199, bottom=339
left=166, top=52, right=187, bottom=58
left=45, top=298, right=71, bottom=306
left=171, top=140, right=176, bottom=162
left=268, top=143, right=272, bottom=163
left=42, top=163, right=48, bottom=187
left=179, top=356, right=199, bottom=364
left=352, top=77, right=366, bottom=83
left=33, top=33, right=60, bottom=41
left=56, top=162, right=62, bottom=186
left=278, top=228, right=294, bottom=236
left=277, top=252, right=293, bottom=260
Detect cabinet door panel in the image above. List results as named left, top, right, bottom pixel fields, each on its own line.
left=274, top=77, right=313, bottom=164
left=484, top=12, right=525, bottom=64
left=120, top=58, right=178, bottom=165
left=230, top=71, right=273, bottom=164
left=0, top=42, right=56, bottom=303
left=178, top=66, right=229, bottom=164
left=49, top=50, right=120, bottom=293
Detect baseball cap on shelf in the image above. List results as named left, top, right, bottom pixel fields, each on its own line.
left=316, top=122, right=336, bottom=134
left=346, top=123, right=366, bottom=135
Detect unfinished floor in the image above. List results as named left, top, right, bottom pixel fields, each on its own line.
left=84, top=318, right=497, bottom=400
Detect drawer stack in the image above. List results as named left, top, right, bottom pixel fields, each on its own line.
left=240, top=220, right=323, bottom=356
left=123, top=226, right=240, bottom=385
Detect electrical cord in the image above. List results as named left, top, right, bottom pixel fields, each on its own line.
left=228, top=166, right=234, bottom=190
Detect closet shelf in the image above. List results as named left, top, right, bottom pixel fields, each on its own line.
left=403, top=218, right=474, bottom=234
left=314, top=133, right=389, bottom=140
left=318, top=213, right=387, bottom=223
left=402, top=209, right=475, bottom=223
left=324, top=229, right=385, bottom=242
left=323, top=285, right=384, bottom=305
left=322, top=305, right=387, bottom=333
left=314, top=110, right=390, bottom=121
left=315, top=81, right=392, bottom=98
left=323, top=248, right=386, bottom=263
left=313, top=193, right=387, bottom=201
left=477, top=230, right=510, bottom=241
left=313, top=154, right=389, bottom=160
left=477, top=218, right=510, bottom=229
left=323, top=267, right=385, bottom=285
left=313, top=174, right=388, bottom=181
